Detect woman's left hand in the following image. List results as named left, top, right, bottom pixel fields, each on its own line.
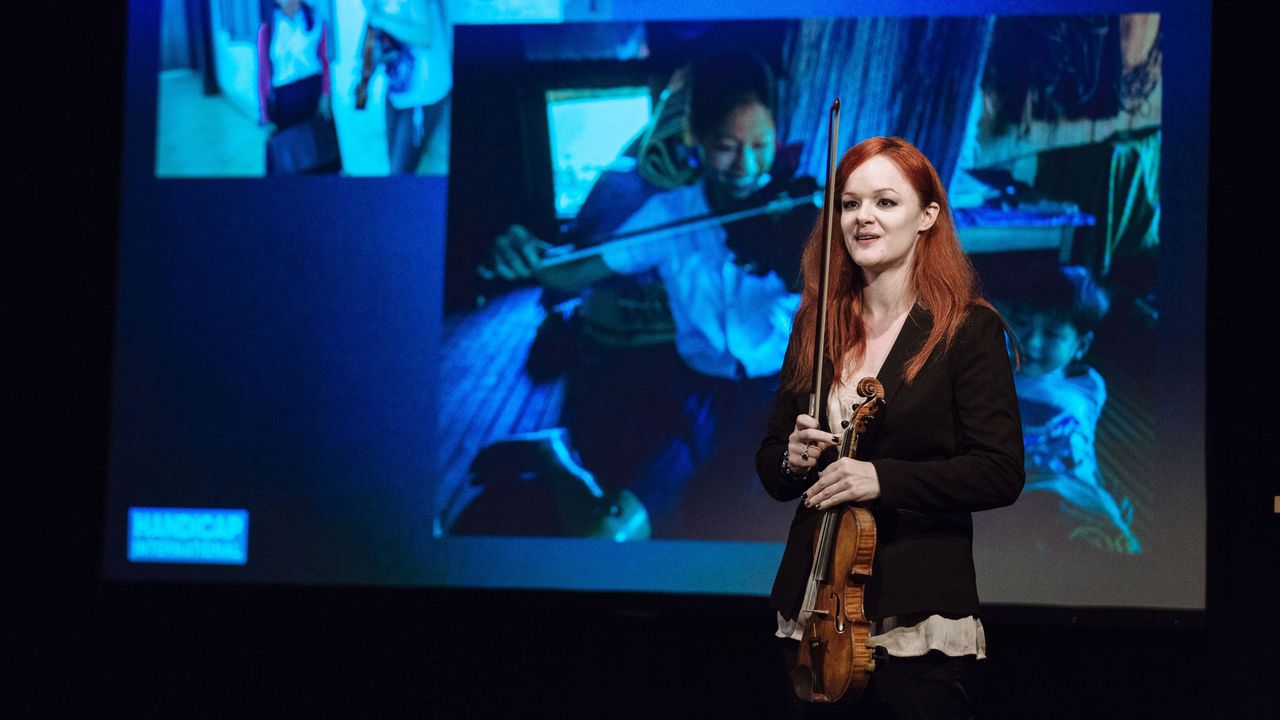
left=804, top=458, right=880, bottom=509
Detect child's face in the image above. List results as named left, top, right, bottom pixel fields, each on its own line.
left=1012, top=313, right=1090, bottom=377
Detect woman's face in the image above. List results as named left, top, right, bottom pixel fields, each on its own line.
left=696, top=101, right=777, bottom=202
left=839, top=154, right=939, bottom=277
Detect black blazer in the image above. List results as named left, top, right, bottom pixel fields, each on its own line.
left=757, top=304, right=1024, bottom=621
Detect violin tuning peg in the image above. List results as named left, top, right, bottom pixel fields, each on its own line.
left=840, top=420, right=850, bottom=429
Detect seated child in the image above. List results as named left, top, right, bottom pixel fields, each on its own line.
left=1003, top=265, right=1141, bottom=554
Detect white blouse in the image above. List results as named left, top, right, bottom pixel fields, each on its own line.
left=775, top=612, right=986, bottom=659
left=601, top=181, right=799, bottom=380
left=269, top=9, right=325, bottom=88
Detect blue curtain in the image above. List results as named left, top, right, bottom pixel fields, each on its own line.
left=160, top=0, right=192, bottom=70
left=217, top=0, right=260, bottom=43
left=1104, top=128, right=1160, bottom=275
left=778, top=16, right=994, bottom=190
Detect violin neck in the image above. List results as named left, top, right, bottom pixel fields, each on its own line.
left=811, top=510, right=840, bottom=585
left=841, top=427, right=859, bottom=460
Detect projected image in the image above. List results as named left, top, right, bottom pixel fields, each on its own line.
left=156, top=0, right=452, bottom=176
left=438, top=14, right=1162, bottom=548
left=971, top=14, right=1162, bottom=565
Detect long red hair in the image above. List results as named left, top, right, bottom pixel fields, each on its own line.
left=781, top=136, right=994, bottom=392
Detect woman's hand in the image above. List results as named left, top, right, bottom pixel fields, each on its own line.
left=477, top=224, right=553, bottom=281
left=803, top=458, right=880, bottom=509
left=477, top=226, right=614, bottom=292
left=786, top=414, right=840, bottom=476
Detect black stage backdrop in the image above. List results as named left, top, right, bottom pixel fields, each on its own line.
left=14, top=1, right=1276, bottom=717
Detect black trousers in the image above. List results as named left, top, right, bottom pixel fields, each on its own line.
left=385, top=95, right=448, bottom=174
left=267, top=74, right=321, bottom=129
left=264, top=74, right=340, bottom=176
left=779, top=638, right=981, bottom=720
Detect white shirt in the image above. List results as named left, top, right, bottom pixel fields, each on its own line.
left=370, top=0, right=453, bottom=109
left=775, top=613, right=987, bottom=660
left=600, top=181, right=799, bottom=379
left=269, top=9, right=325, bottom=88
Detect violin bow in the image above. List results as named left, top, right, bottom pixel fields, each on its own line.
left=809, top=98, right=841, bottom=421
left=536, top=190, right=822, bottom=271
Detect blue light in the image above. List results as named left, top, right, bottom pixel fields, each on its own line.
left=127, top=507, right=249, bottom=565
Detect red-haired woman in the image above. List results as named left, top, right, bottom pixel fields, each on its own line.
left=758, top=137, right=1024, bottom=718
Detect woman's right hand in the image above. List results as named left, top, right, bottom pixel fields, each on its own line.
left=786, top=414, right=840, bottom=475
left=477, top=224, right=554, bottom=281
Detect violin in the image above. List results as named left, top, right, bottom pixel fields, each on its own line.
left=792, top=377, right=885, bottom=703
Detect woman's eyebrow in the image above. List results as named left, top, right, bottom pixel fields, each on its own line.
left=842, top=188, right=901, bottom=195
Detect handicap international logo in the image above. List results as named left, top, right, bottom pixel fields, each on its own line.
left=127, top=507, right=249, bottom=565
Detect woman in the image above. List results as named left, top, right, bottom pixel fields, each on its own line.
left=256, top=0, right=340, bottom=174
left=484, top=48, right=802, bottom=293
left=758, top=137, right=1024, bottom=718
left=468, top=49, right=818, bottom=539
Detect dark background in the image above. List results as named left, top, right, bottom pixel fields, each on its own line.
left=14, top=3, right=1276, bottom=717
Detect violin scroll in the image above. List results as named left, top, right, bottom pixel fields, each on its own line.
left=850, top=377, right=886, bottom=434
left=855, top=377, right=884, bottom=400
